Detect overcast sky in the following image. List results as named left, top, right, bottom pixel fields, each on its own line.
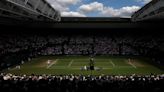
left=46, top=0, right=152, bottom=17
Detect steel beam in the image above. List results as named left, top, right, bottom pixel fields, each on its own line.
left=24, top=0, right=29, bottom=5
left=34, top=0, right=40, bottom=10
left=42, top=4, right=47, bottom=14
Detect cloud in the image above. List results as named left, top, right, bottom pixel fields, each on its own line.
left=101, top=6, right=141, bottom=17
left=136, top=0, right=152, bottom=4
left=61, top=11, right=86, bottom=17
left=55, top=0, right=81, bottom=6
left=78, top=2, right=141, bottom=17
left=47, top=1, right=69, bottom=12
left=46, top=0, right=141, bottom=17
left=46, top=0, right=82, bottom=17
left=47, top=0, right=81, bottom=6
left=46, top=0, right=81, bottom=12
left=79, top=2, right=103, bottom=13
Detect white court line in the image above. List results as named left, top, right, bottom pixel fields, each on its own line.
left=109, top=60, right=115, bottom=67
left=49, top=66, right=134, bottom=69
left=47, top=59, right=58, bottom=69
left=128, top=60, right=137, bottom=69
left=68, top=60, right=74, bottom=67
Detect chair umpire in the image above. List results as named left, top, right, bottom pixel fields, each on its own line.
left=89, top=57, right=94, bottom=70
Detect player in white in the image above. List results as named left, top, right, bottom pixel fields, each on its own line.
left=16, top=65, right=21, bottom=69
left=128, top=58, right=131, bottom=63
left=84, top=65, right=87, bottom=70
left=21, top=60, right=24, bottom=64
left=128, top=58, right=134, bottom=65
left=47, top=60, right=51, bottom=66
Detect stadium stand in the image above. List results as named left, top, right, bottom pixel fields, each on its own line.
left=61, top=17, right=130, bottom=23
left=0, top=0, right=164, bottom=92
left=0, top=0, right=61, bottom=23
left=0, top=73, right=163, bottom=92
left=0, top=32, right=164, bottom=70
left=132, top=0, right=164, bottom=22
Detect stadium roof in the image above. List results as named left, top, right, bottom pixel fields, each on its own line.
left=61, top=17, right=130, bottom=22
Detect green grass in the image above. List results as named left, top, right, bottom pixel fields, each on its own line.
left=3, top=56, right=164, bottom=75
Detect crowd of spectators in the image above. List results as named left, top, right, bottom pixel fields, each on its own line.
left=0, top=73, right=163, bottom=92
left=0, top=33, right=164, bottom=70
left=0, top=33, right=164, bottom=92
left=0, top=34, right=163, bottom=56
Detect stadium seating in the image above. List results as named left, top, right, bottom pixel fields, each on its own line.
left=0, top=73, right=163, bottom=92
left=0, top=33, right=164, bottom=70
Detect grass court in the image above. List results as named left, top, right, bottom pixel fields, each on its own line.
left=4, top=56, right=164, bottom=75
